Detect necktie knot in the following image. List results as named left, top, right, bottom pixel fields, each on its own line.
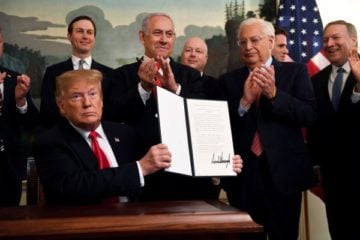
left=332, top=67, right=344, bottom=111
left=337, top=67, right=345, bottom=73
left=79, top=59, right=85, bottom=69
left=89, top=130, right=98, bottom=140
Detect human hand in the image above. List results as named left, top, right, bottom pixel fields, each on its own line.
left=348, top=49, right=360, bottom=91
left=253, top=65, right=276, bottom=100
left=139, top=143, right=172, bottom=176
left=155, top=56, right=177, bottom=93
left=242, top=70, right=261, bottom=107
left=138, top=58, right=160, bottom=92
left=15, top=74, right=31, bottom=107
left=232, top=154, right=243, bottom=174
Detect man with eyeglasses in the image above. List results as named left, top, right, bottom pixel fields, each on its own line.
left=219, top=18, right=317, bottom=240
left=105, top=13, right=215, bottom=201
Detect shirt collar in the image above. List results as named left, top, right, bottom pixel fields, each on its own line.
left=332, top=61, right=350, bottom=74
left=248, top=57, right=273, bottom=72
left=72, top=55, right=92, bottom=68
left=69, top=121, right=105, bottom=140
left=265, top=57, right=273, bottom=67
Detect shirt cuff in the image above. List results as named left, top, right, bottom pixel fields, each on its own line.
left=136, top=161, right=145, bottom=187
left=238, top=101, right=250, bottom=117
left=138, top=82, right=151, bottom=105
left=351, top=87, right=360, bottom=103
left=175, top=84, right=181, bottom=95
left=16, top=99, right=28, bottom=114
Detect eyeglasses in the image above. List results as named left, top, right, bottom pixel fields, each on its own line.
left=237, top=35, right=266, bottom=48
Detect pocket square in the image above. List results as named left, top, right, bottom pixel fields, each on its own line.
left=114, top=137, right=120, bottom=142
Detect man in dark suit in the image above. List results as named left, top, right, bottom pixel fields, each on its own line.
left=104, top=13, right=213, bottom=202
left=35, top=69, right=172, bottom=205
left=180, top=36, right=220, bottom=100
left=307, top=20, right=360, bottom=240
left=180, top=36, right=221, bottom=199
left=0, top=67, right=39, bottom=207
left=219, top=18, right=317, bottom=240
left=271, top=25, right=290, bottom=62
left=40, top=15, right=114, bottom=128
left=105, top=13, right=203, bottom=124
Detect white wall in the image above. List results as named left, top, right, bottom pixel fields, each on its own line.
left=317, top=0, right=360, bottom=35
left=306, top=191, right=331, bottom=240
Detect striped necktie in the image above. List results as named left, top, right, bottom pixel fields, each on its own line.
left=78, top=59, right=85, bottom=70
left=250, top=96, right=263, bottom=156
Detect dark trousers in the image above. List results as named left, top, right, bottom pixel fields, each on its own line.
left=323, top=174, right=359, bottom=240
left=0, top=152, right=22, bottom=207
left=242, top=153, right=302, bottom=240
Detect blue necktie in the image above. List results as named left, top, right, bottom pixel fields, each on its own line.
left=332, top=67, right=344, bottom=111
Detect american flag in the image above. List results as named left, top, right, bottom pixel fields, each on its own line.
left=276, top=0, right=329, bottom=76
left=277, top=0, right=327, bottom=201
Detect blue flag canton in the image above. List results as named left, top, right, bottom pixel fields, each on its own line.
left=276, top=0, right=323, bottom=63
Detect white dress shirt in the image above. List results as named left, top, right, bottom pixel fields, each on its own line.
left=70, top=122, right=145, bottom=188
left=72, top=55, right=92, bottom=70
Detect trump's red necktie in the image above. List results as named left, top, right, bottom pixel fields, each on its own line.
left=88, top=131, right=118, bottom=204
left=89, top=131, right=110, bottom=169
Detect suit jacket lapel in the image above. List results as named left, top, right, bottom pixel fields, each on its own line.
left=323, top=66, right=332, bottom=98
left=90, top=59, right=98, bottom=69
left=63, top=58, right=75, bottom=71
left=341, top=72, right=356, bottom=101
left=102, top=122, right=123, bottom=163
left=60, top=120, right=99, bottom=170
left=2, top=70, right=16, bottom=105
left=272, top=59, right=283, bottom=89
left=3, top=74, right=11, bottom=103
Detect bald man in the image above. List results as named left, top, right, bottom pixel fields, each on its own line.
left=181, top=37, right=219, bottom=99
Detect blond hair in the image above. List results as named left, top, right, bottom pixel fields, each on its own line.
left=55, top=69, right=103, bottom=101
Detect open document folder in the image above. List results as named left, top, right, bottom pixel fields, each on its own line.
left=156, top=86, right=236, bottom=177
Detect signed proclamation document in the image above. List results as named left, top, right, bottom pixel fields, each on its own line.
left=156, top=87, right=236, bottom=177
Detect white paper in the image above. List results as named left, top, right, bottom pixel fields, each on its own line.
left=156, top=86, right=235, bottom=177
left=156, top=87, right=192, bottom=175
left=186, top=99, right=235, bottom=176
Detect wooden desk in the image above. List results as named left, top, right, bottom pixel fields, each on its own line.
left=0, top=200, right=263, bottom=240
